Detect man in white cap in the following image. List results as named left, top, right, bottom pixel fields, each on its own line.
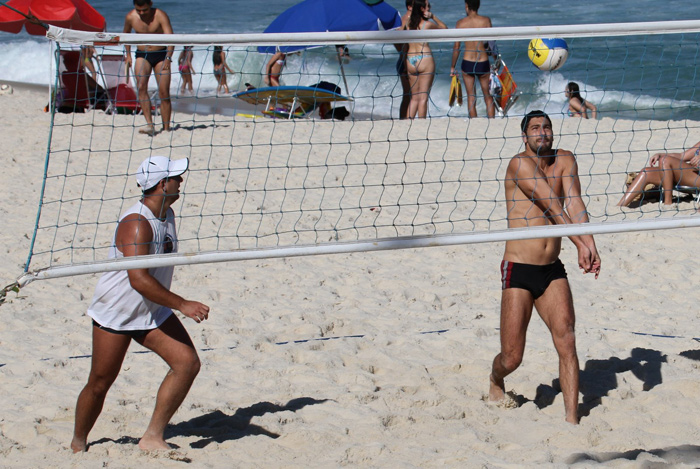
left=71, top=156, right=210, bottom=453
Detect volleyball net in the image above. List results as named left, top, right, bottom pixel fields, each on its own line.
left=14, top=20, right=700, bottom=287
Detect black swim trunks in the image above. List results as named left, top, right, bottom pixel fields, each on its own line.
left=461, top=59, right=490, bottom=76
left=135, top=49, right=169, bottom=68
left=500, top=259, right=567, bottom=299
left=92, top=319, right=153, bottom=338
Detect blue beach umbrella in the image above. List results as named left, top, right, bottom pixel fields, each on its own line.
left=258, top=0, right=401, bottom=54
left=258, top=0, right=401, bottom=93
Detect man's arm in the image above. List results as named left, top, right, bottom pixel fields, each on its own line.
left=559, top=154, right=601, bottom=277
left=156, top=10, right=175, bottom=66
left=160, top=10, right=175, bottom=57
left=559, top=155, right=589, bottom=224
left=116, top=214, right=210, bottom=321
left=123, top=13, right=133, bottom=68
left=451, top=40, right=461, bottom=75
left=508, top=156, right=573, bottom=226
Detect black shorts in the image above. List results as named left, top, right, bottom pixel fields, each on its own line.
left=135, top=49, right=168, bottom=68
left=92, top=319, right=153, bottom=338
left=461, top=59, right=490, bottom=76
left=500, top=259, right=567, bottom=300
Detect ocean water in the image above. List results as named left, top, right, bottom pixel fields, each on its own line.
left=1, top=0, right=699, bottom=120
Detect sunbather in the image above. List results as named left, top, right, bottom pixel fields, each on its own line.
left=617, top=140, right=700, bottom=206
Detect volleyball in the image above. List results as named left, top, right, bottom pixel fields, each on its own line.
left=528, top=38, right=569, bottom=71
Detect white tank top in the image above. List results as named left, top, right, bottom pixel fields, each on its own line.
left=87, top=201, right=177, bottom=331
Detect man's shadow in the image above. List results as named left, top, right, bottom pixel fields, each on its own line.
left=88, top=396, right=328, bottom=450
left=524, top=347, right=667, bottom=418
left=167, top=396, right=329, bottom=448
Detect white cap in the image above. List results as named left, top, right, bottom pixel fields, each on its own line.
left=136, top=156, right=189, bottom=191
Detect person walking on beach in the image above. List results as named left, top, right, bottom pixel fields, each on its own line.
left=405, top=0, right=447, bottom=119
left=212, top=46, right=235, bottom=94
left=178, top=45, right=195, bottom=94
left=70, top=156, right=210, bottom=452
left=123, top=0, right=174, bottom=136
left=264, top=51, right=286, bottom=87
left=450, top=0, right=495, bottom=118
left=489, top=110, right=601, bottom=424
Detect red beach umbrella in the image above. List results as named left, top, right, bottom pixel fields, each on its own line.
left=0, top=0, right=105, bottom=35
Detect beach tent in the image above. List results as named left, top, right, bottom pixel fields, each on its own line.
left=0, top=0, right=105, bottom=35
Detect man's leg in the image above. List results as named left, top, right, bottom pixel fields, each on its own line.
left=135, top=314, right=200, bottom=450
left=135, top=57, right=155, bottom=134
left=153, top=60, right=172, bottom=131
left=71, top=325, right=132, bottom=452
left=462, top=73, right=477, bottom=118
left=490, top=288, right=533, bottom=401
left=399, top=71, right=411, bottom=120
left=534, top=278, right=580, bottom=424
left=478, top=73, right=495, bottom=118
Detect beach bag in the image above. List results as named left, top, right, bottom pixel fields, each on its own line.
left=449, top=75, right=463, bottom=107
left=310, top=81, right=341, bottom=95
left=489, top=69, right=502, bottom=102
left=484, top=40, right=499, bottom=58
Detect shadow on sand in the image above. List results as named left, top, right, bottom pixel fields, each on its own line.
left=167, top=396, right=330, bottom=448
left=505, top=347, right=668, bottom=419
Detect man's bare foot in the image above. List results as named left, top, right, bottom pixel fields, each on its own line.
left=138, top=435, right=171, bottom=451
left=70, top=437, right=87, bottom=453
left=565, top=414, right=580, bottom=425
left=489, top=373, right=505, bottom=402
left=138, top=124, right=156, bottom=136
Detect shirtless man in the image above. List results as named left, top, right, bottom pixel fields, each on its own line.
left=450, top=0, right=495, bottom=118
left=123, top=0, right=174, bottom=136
left=489, top=110, right=601, bottom=424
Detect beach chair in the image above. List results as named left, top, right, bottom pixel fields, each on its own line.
left=54, top=49, right=111, bottom=113
left=55, top=50, right=91, bottom=112
left=98, top=54, right=142, bottom=115
left=232, top=83, right=351, bottom=120
left=489, top=55, right=520, bottom=117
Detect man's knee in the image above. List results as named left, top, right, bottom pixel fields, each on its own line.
left=173, top=353, right=201, bottom=379
left=552, top=325, right=577, bottom=354
left=500, top=350, right=523, bottom=372
left=86, top=373, right=118, bottom=397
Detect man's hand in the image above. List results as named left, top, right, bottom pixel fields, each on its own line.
left=179, top=300, right=210, bottom=323
left=577, top=238, right=601, bottom=279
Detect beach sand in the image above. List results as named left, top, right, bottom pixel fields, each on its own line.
left=0, top=85, right=699, bottom=468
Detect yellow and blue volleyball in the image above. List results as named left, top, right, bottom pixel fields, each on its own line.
left=528, top=38, right=569, bottom=71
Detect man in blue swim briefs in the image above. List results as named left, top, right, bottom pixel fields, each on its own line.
left=450, top=0, right=495, bottom=118
left=123, top=0, right=174, bottom=136
left=488, top=110, right=601, bottom=424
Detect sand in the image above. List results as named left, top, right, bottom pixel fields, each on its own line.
left=0, top=84, right=699, bottom=468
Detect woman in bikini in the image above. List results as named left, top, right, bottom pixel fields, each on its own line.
left=212, top=45, right=234, bottom=94
left=265, top=51, right=286, bottom=87
left=178, top=46, right=195, bottom=94
left=566, top=82, right=597, bottom=119
left=405, top=0, right=446, bottom=119
left=618, top=140, right=700, bottom=206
